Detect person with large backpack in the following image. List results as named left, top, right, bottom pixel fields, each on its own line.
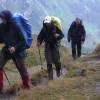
left=0, top=10, right=32, bottom=93
left=37, top=16, right=64, bottom=80
left=68, top=18, right=86, bottom=59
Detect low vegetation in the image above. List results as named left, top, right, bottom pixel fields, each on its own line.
left=0, top=36, right=99, bottom=100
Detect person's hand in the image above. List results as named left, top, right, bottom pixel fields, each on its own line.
left=54, top=33, right=60, bottom=38
left=82, top=38, right=85, bottom=43
left=8, top=47, right=16, bottom=54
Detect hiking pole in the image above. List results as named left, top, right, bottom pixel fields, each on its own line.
left=4, top=70, right=11, bottom=86
left=59, top=44, right=63, bottom=76
left=37, top=46, right=43, bottom=70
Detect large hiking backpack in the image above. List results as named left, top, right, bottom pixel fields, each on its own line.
left=12, top=13, right=33, bottom=49
left=51, top=16, right=62, bottom=30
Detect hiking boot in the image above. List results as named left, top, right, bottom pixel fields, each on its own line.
left=48, top=70, right=53, bottom=80
left=73, top=56, right=76, bottom=60
left=57, top=70, right=61, bottom=77
left=0, top=89, right=4, bottom=95
left=77, top=54, right=81, bottom=58
left=47, top=64, right=53, bottom=80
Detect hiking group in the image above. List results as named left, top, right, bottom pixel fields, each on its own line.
left=0, top=10, right=86, bottom=92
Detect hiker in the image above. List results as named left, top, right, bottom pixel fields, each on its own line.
left=37, top=16, right=64, bottom=80
left=0, top=10, right=30, bottom=92
left=68, top=18, right=86, bottom=59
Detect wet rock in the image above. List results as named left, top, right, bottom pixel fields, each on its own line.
left=31, top=68, right=68, bottom=86
left=96, top=82, right=100, bottom=93
left=80, top=69, right=87, bottom=76
left=93, top=44, right=100, bottom=54
left=68, top=68, right=87, bottom=77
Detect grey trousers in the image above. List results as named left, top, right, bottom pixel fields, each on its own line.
left=45, top=44, right=61, bottom=76
left=45, top=44, right=60, bottom=64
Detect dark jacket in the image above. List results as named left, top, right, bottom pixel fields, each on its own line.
left=0, top=22, right=26, bottom=58
left=68, top=21, right=86, bottom=42
left=37, top=22, right=64, bottom=46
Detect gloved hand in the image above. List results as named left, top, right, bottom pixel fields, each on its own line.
left=68, top=39, right=70, bottom=43
left=54, top=33, right=60, bottom=39
left=8, top=47, right=16, bottom=54
left=82, top=38, right=85, bottom=42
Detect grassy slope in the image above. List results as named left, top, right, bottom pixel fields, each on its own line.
left=17, top=57, right=100, bottom=100
left=0, top=35, right=99, bottom=100
left=17, top=42, right=100, bottom=100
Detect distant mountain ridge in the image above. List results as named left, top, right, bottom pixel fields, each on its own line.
left=0, top=0, right=100, bottom=50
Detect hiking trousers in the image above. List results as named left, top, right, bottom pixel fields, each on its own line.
left=0, top=48, right=30, bottom=90
left=71, top=40, right=82, bottom=59
left=45, top=44, right=61, bottom=78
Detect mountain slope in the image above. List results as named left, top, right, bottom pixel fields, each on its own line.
left=0, top=0, right=100, bottom=49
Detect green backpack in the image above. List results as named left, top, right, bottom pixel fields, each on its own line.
left=51, top=16, right=62, bottom=30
